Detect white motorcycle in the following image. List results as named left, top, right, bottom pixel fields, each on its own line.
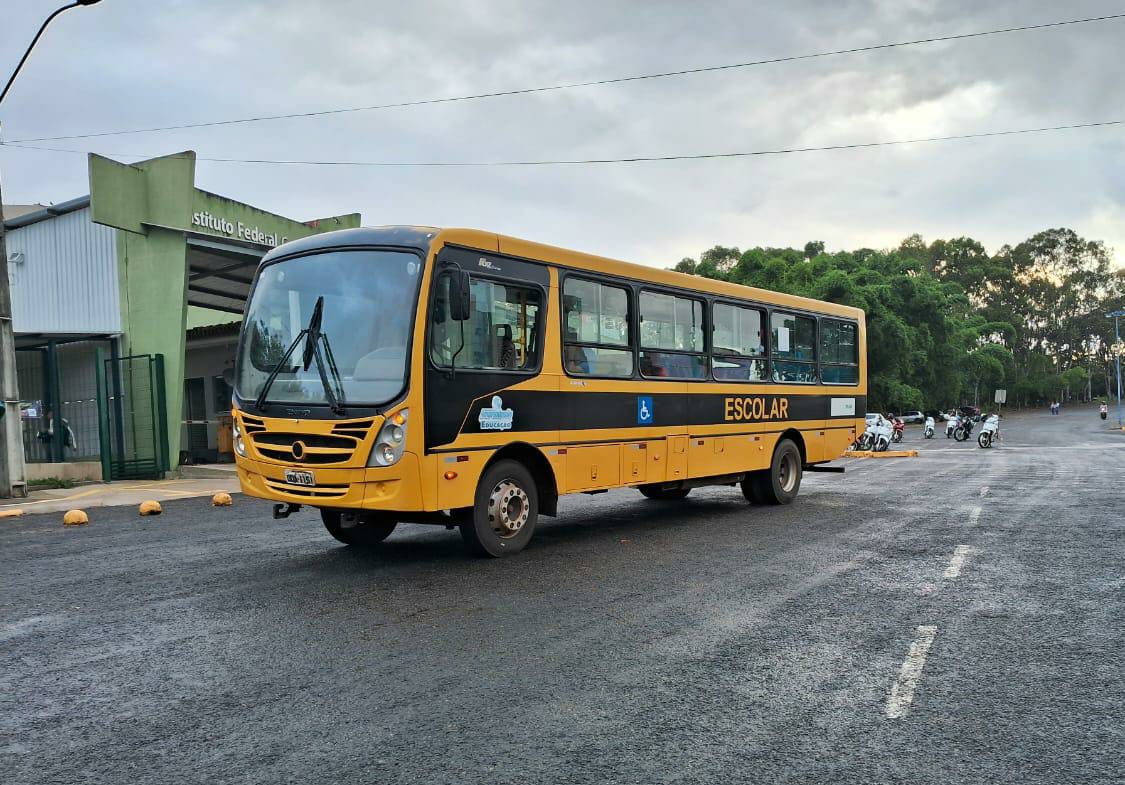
left=945, top=414, right=960, bottom=439
left=857, top=413, right=893, bottom=452
left=977, top=413, right=1000, bottom=448
left=923, top=416, right=935, bottom=439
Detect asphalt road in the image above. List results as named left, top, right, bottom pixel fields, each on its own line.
left=3, top=406, right=1123, bottom=784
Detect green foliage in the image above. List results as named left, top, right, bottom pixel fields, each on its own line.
left=673, top=229, right=1121, bottom=410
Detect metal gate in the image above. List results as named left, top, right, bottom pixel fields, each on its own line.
left=95, top=351, right=169, bottom=480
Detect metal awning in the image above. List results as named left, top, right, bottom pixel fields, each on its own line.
left=15, top=332, right=117, bottom=350
left=185, top=234, right=266, bottom=315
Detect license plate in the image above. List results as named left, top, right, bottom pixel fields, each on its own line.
left=285, top=469, right=315, bottom=487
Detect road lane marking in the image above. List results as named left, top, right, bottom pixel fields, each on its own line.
left=979, top=486, right=989, bottom=497
left=943, top=545, right=974, bottom=578
left=968, top=506, right=981, bottom=525
left=885, top=625, right=938, bottom=719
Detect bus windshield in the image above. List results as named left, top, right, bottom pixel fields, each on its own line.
left=236, top=249, right=422, bottom=407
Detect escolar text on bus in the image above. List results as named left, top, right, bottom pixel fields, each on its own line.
left=723, top=396, right=790, bottom=422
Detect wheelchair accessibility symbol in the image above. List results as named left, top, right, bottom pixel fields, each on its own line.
left=637, top=395, right=654, bottom=425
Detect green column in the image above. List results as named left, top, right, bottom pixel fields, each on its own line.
left=116, top=227, right=189, bottom=471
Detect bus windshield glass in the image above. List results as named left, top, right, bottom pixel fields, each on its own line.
left=236, top=249, right=422, bottom=407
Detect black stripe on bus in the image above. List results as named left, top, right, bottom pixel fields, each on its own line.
left=426, top=390, right=865, bottom=450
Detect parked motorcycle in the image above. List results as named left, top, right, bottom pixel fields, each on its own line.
left=923, top=416, right=935, bottom=439
left=890, top=416, right=905, bottom=443
left=954, top=416, right=976, bottom=442
left=946, top=413, right=960, bottom=438
left=857, top=413, right=893, bottom=451
left=1100, top=403, right=1108, bottom=420
left=977, top=413, right=1000, bottom=448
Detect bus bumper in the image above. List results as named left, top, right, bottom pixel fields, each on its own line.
left=236, top=452, right=425, bottom=512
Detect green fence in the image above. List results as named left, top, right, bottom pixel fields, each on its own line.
left=96, top=351, right=169, bottom=480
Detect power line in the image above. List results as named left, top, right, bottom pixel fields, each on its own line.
left=2, top=119, right=1121, bottom=167
left=5, top=12, right=1124, bottom=144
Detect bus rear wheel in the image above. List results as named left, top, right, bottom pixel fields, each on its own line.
left=741, top=439, right=802, bottom=505
left=460, top=459, right=539, bottom=558
left=638, top=485, right=691, bottom=501
left=321, top=509, right=397, bottom=546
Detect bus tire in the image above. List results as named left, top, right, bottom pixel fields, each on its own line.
left=638, top=485, right=691, bottom=500
left=321, top=509, right=397, bottom=546
left=747, top=439, right=802, bottom=505
left=460, top=459, right=538, bottom=557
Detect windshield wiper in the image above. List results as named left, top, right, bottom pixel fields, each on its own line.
left=252, top=296, right=347, bottom=415
left=319, top=333, right=347, bottom=413
left=253, top=330, right=304, bottom=412
left=310, top=332, right=346, bottom=415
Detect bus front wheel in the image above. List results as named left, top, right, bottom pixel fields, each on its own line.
left=460, top=459, right=539, bottom=557
left=321, top=509, right=397, bottom=546
left=741, top=439, right=802, bottom=505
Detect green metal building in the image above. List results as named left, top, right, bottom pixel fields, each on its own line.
left=4, top=151, right=359, bottom=480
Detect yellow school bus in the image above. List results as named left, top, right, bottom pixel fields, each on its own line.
left=232, top=226, right=866, bottom=556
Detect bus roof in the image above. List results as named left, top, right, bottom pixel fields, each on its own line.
left=437, top=227, right=864, bottom=322
left=263, top=225, right=864, bottom=321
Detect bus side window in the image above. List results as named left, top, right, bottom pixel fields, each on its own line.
left=712, top=302, right=767, bottom=382
left=820, top=319, right=859, bottom=384
left=638, top=290, right=706, bottom=380
left=770, top=311, right=818, bottom=383
left=562, top=278, right=634, bottom=377
left=430, top=274, right=542, bottom=371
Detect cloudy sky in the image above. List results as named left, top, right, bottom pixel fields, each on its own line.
left=2, top=0, right=1123, bottom=267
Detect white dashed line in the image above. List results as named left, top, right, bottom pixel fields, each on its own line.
left=979, top=486, right=990, bottom=497
left=968, top=506, right=981, bottom=525
left=886, top=625, right=938, bottom=719
left=943, top=545, right=974, bottom=578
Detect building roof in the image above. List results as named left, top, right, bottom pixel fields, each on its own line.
left=1, top=204, right=48, bottom=220
left=186, top=321, right=241, bottom=342
left=2, top=196, right=90, bottom=230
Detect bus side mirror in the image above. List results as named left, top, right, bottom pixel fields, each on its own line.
left=450, top=270, right=471, bottom=321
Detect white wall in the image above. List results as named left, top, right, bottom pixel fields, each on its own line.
left=6, top=207, right=121, bottom=334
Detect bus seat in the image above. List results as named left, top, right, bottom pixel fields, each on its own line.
left=495, top=324, right=516, bottom=368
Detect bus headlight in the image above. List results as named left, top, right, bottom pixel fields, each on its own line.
left=233, top=421, right=246, bottom=457
left=368, top=409, right=408, bottom=467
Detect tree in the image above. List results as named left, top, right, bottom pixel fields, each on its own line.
left=803, top=240, right=825, bottom=259
left=670, top=228, right=1120, bottom=412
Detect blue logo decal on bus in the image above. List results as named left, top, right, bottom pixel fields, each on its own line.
left=637, top=396, right=654, bottom=425
left=478, top=395, right=514, bottom=431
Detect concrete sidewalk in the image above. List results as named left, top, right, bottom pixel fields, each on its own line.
left=0, top=476, right=241, bottom=518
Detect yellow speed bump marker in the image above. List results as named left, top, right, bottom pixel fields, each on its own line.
left=211, top=491, right=233, bottom=507
left=63, top=509, right=89, bottom=526
left=139, top=500, right=163, bottom=516
left=0, top=509, right=25, bottom=519
left=848, top=450, right=919, bottom=459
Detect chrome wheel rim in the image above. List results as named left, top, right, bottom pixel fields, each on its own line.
left=488, top=480, right=529, bottom=538
left=778, top=452, right=798, bottom=493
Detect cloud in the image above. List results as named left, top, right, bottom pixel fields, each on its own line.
left=2, top=0, right=1122, bottom=268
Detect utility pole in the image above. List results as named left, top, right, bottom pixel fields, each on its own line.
left=0, top=170, right=27, bottom=497
left=0, top=1, right=104, bottom=497
left=1109, top=310, right=1125, bottom=429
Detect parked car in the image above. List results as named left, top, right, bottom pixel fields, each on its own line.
left=898, top=410, right=924, bottom=424
left=924, top=409, right=948, bottom=422
left=958, top=405, right=982, bottom=420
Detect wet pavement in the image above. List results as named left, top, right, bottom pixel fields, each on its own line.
left=2, top=406, right=1122, bottom=784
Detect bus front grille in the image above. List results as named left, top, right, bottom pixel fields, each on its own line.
left=239, top=416, right=378, bottom=465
